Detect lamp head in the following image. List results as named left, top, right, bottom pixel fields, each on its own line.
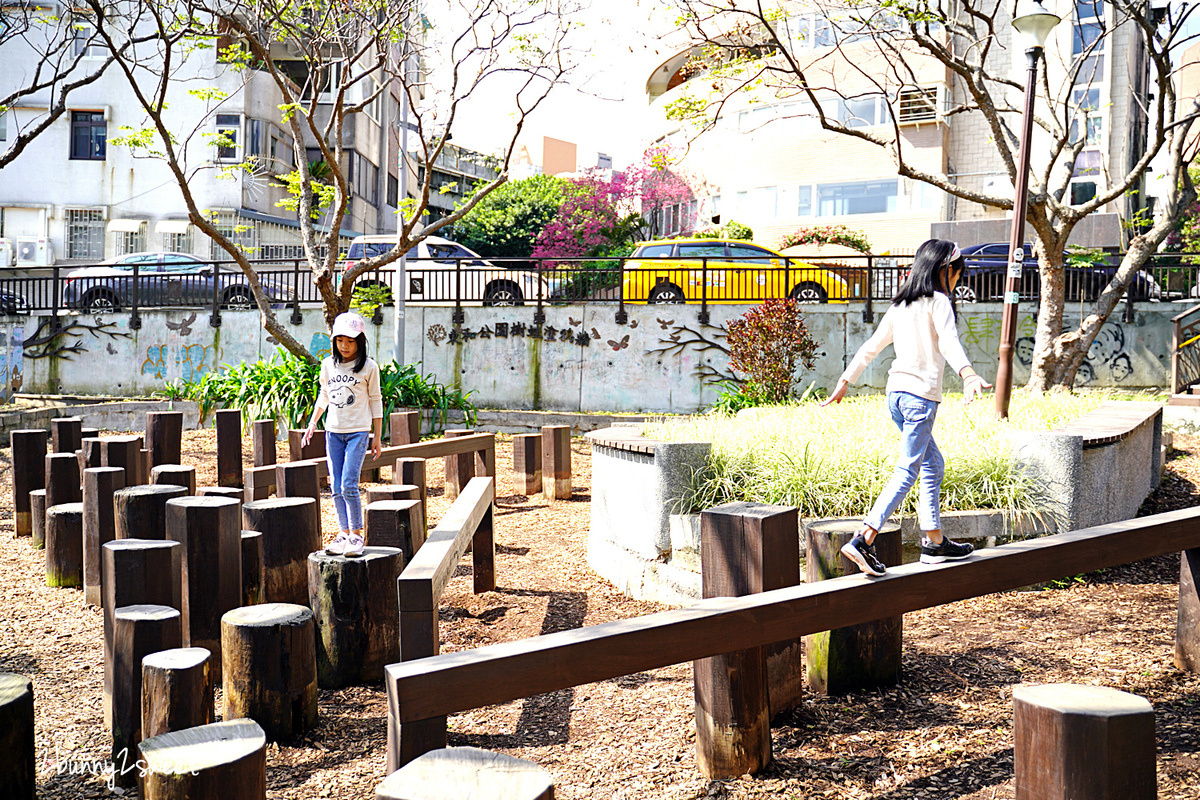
left=1013, top=0, right=1062, bottom=51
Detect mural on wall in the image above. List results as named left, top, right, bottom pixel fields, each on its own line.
left=0, top=326, right=24, bottom=403
left=1013, top=321, right=1134, bottom=385
left=140, top=343, right=224, bottom=382
left=646, top=321, right=735, bottom=387
left=309, top=332, right=331, bottom=360
left=21, top=318, right=131, bottom=360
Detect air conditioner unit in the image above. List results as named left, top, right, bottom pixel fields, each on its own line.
left=15, top=236, right=55, bottom=267
left=0, top=239, right=13, bottom=269
left=896, top=86, right=942, bottom=125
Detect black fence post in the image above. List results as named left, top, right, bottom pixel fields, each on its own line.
left=534, top=258, right=545, bottom=326
left=699, top=257, right=709, bottom=326
left=209, top=261, right=221, bottom=328
left=290, top=259, right=303, bottom=325
left=129, top=262, right=141, bottom=330
left=452, top=258, right=464, bottom=325
left=863, top=255, right=874, bottom=324
left=615, top=257, right=628, bottom=324
left=51, top=265, right=62, bottom=331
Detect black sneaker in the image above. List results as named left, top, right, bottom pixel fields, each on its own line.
left=920, top=536, right=974, bottom=564
left=840, top=534, right=887, bottom=577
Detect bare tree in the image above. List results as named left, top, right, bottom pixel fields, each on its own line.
left=662, top=0, right=1200, bottom=391
left=87, top=0, right=574, bottom=362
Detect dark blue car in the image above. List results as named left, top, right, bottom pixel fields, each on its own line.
left=957, top=243, right=1161, bottom=302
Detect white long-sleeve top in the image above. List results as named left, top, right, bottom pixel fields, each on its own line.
left=839, top=293, right=973, bottom=403
left=316, top=357, right=384, bottom=433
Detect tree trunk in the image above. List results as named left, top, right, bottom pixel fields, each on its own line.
left=138, top=718, right=266, bottom=800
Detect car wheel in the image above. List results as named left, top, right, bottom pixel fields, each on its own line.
left=84, top=291, right=120, bottom=313
left=648, top=284, right=685, bottom=304
left=483, top=281, right=524, bottom=306
left=222, top=287, right=254, bottom=309
left=789, top=282, right=827, bottom=304
left=954, top=284, right=978, bottom=303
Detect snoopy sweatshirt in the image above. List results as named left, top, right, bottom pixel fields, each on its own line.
left=317, top=357, right=384, bottom=433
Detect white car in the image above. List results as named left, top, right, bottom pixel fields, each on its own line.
left=343, top=235, right=547, bottom=306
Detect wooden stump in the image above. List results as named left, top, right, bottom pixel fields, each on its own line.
left=252, top=419, right=277, bottom=467
left=101, top=435, right=146, bottom=486
left=45, top=451, right=81, bottom=509
left=366, top=484, right=419, bottom=505
left=146, top=410, right=184, bottom=468
left=364, top=499, right=425, bottom=562
left=29, top=489, right=46, bottom=550
left=288, top=428, right=325, bottom=461
left=51, top=416, right=83, bottom=454
left=241, top=497, right=321, bottom=606
left=114, top=484, right=189, bottom=540
left=390, top=410, right=420, bottom=446
left=198, top=486, right=244, bottom=502
left=151, top=464, right=197, bottom=495
left=84, top=467, right=126, bottom=607
left=139, top=718, right=266, bottom=800
left=804, top=518, right=902, bottom=695
left=541, top=425, right=571, bottom=501
left=1176, top=547, right=1200, bottom=671
left=166, top=496, right=242, bottom=680
left=513, top=433, right=542, bottom=495
left=111, top=604, right=183, bottom=784
left=396, top=459, right=427, bottom=528
left=45, top=502, right=85, bottom=588
left=216, top=408, right=243, bottom=488
left=241, top=531, right=263, bottom=606
left=11, top=429, right=47, bottom=537
left=80, top=437, right=104, bottom=471
left=141, top=647, right=214, bottom=741
left=307, top=548, right=403, bottom=688
left=443, top=429, right=475, bottom=500
left=376, top=746, right=554, bottom=800
left=221, top=603, right=318, bottom=742
left=1014, top=683, right=1155, bottom=800
left=0, top=672, right=35, bottom=800
left=102, top=538, right=183, bottom=729
left=276, top=460, right=321, bottom=518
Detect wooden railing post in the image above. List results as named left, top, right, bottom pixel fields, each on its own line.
left=1176, top=547, right=1200, bottom=671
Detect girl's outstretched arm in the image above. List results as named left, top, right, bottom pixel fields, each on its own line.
left=821, top=379, right=850, bottom=406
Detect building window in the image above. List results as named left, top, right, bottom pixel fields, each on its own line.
left=597, top=153, right=613, bottom=170
left=348, top=152, right=379, bottom=207
left=67, top=208, right=105, bottom=259
left=165, top=231, right=192, bottom=253
left=70, top=111, right=106, bottom=160
left=797, top=185, right=813, bottom=216
left=1072, top=20, right=1105, bottom=84
left=0, top=109, right=7, bottom=142
left=387, top=173, right=399, bottom=207
left=72, top=21, right=105, bottom=58
left=816, top=179, right=898, bottom=216
left=1070, top=181, right=1097, bottom=205
left=215, top=114, right=240, bottom=161
left=1069, top=88, right=1103, bottom=145
left=246, top=118, right=264, bottom=157
left=116, top=223, right=146, bottom=256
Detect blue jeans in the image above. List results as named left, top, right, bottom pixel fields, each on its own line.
left=326, top=431, right=370, bottom=532
left=864, top=392, right=944, bottom=533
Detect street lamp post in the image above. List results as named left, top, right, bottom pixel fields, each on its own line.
left=995, top=0, right=1061, bottom=419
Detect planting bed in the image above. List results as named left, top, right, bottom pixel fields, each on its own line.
left=1, top=427, right=1199, bottom=798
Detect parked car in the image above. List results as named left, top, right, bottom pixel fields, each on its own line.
left=0, top=287, right=29, bottom=315
left=62, top=252, right=291, bottom=312
left=342, top=235, right=547, bottom=306
left=958, top=243, right=1161, bottom=302
left=621, top=238, right=850, bottom=304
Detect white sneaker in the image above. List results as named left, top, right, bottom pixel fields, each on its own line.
left=343, top=532, right=365, bottom=558
left=326, top=532, right=350, bottom=556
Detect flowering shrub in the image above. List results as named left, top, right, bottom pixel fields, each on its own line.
left=779, top=225, right=872, bottom=254
left=725, top=299, right=820, bottom=404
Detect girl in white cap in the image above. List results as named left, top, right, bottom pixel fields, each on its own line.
left=822, top=239, right=991, bottom=577
left=302, top=312, right=383, bottom=557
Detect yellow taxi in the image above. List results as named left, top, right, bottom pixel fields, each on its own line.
left=621, top=238, right=852, bottom=304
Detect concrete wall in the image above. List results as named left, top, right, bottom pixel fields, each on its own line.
left=14, top=301, right=1177, bottom=410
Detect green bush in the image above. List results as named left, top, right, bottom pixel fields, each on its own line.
left=724, top=220, right=753, bottom=240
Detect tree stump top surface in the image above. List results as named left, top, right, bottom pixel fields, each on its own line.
left=53, top=416, right=84, bottom=424
left=805, top=518, right=901, bottom=535
left=84, top=466, right=126, bottom=477
left=379, top=746, right=553, bottom=799
left=142, top=647, right=211, bottom=671
left=115, top=484, right=189, bottom=499
left=113, top=604, right=182, bottom=623
left=1013, top=683, right=1153, bottom=716
left=198, top=487, right=245, bottom=499
left=46, top=502, right=84, bottom=516
left=166, top=495, right=240, bottom=511
left=366, top=499, right=421, bottom=512
left=12, top=428, right=48, bottom=435
left=139, top=718, right=266, bottom=773
left=242, top=497, right=316, bottom=512
left=103, top=538, right=180, bottom=554
left=308, top=547, right=402, bottom=567
left=241, top=530, right=262, bottom=539
left=104, top=435, right=143, bottom=444
left=0, top=672, right=32, bottom=704
left=223, top=602, right=313, bottom=627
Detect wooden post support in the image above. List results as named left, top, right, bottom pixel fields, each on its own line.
left=0, top=673, right=35, bottom=800
left=376, top=746, right=554, bottom=800
left=221, top=603, right=318, bottom=742
left=513, top=433, right=542, bottom=495
left=114, top=484, right=189, bottom=540
left=138, top=719, right=266, bottom=800
left=288, top=428, right=325, bottom=461
left=541, top=425, right=571, bottom=501
left=442, top=430, right=475, bottom=500
left=198, top=486, right=245, bottom=502
left=366, top=484, right=419, bottom=505
left=45, top=451, right=81, bottom=509
left=101, top=435, right=146, bottom=486
left=241, top=497, right=321, bottom=606
left=84, top=467, right=126, bottom=607
left=11, top=429, right=47, bottom=537
left=215, top=408, right=243, bottom=488
left=29, top=490, right=46, bottom=550
left=396, top=459, right=427, bottom=529
left=241, top=530, right=263, bottom=606
left=145, top=410, right=184, bottom=468
left=166, top=496, right=242, bottom=681
left=1014, top=683, right=1155, bottom=800
left=307, top=548, right=403, bottom=688
left=390, top=410, right=420, bottom=446
left=804, top=518, right=902, bottom=695
left=151, top=464, right=197, bottom=495
left=51, top=416, right=83, bottom=454
left=45, top=502, right=85, bottom=589
left=80, top=437, right=104, bottom=472
left=251, top=419, right=277, bottom=468
left=141, top=647, right=214, bottom=741
left=111, top=604, right=183, bottom=785
left=102, top=538, right=183, bottom=730
left=276, top=459, right=321, bottom=504
left=1176, top=547, right=1200, bottom=670
left=365, top=499, right=425, bottom=562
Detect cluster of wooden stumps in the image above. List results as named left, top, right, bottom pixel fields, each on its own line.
left=6, top=408, right=568, bottom=800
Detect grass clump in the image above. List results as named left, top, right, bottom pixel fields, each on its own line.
left=642, top=391, right=1115, bottom=520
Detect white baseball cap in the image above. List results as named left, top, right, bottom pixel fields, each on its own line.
left=331, top=312, right=367, bottom=339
